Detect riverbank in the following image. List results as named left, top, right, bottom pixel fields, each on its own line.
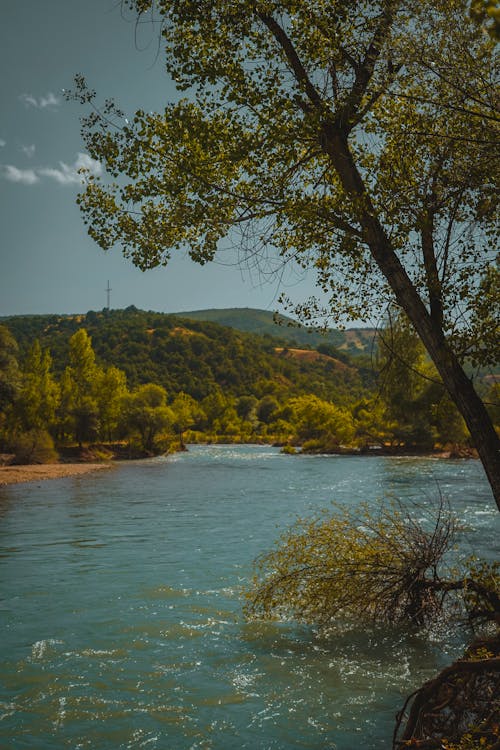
left=0, top=463, right=112, bottom=487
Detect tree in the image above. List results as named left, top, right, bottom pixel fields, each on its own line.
left=62, top=329, right=101, bottom=446
left=378, top=318, right=471, bottom=449
left=244, top=500, right=499, bottom=629
left=352, top=396, right=394, bottom=449
left=95, top=366, right=129, bottom=440
left=235, top=395, right=258, bottom=422
left=288, top=394, right=354, bottom=447
left=470, top=0, right=500, bottom=39
left=122, top=383, right=173, bottom=452
left=68, top=328, right=98, bottom=392
left=0, top=325, right=21, bottom=414
left=16, top=340, right=59, bottom=432
left=256, top=394, right=280, bottom=425
left=170, top=391, right=202, bottom=448
left=378, top=317, right=440, bottom=448
left=72, top=0, right=500, bottom=505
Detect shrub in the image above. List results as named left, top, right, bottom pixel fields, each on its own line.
left=12, top=429, right=59, bottom=465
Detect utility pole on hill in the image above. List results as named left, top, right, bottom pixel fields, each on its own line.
left=105, top=280, right=111, bottom=310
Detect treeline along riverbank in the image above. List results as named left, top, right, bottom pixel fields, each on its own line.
left=0, top=308, right=497, bottom=464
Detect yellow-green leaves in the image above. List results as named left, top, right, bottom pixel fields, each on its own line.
left=244, top=498, right=497, bottom=630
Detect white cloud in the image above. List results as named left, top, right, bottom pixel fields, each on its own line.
left=20, top=91, right=61, bottom=109
left=0, top=139, right=6, bottom=147
left=2, top=152, right=101, bottom=187
left=3, top=165, right=40, bottom=185
left=21, top=144, right=36, bottom=158
left=38, top=152, right=102, bottom=185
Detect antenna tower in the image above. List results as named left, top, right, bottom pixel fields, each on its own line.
left=106, top=280, right=112, bottom=310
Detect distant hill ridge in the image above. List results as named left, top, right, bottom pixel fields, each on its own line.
left=178, top=307, right=377, bottom=355
left=2, top=307, right=375, bottom=404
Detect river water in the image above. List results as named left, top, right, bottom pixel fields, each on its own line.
left=1, top=445, right=498, bottom=749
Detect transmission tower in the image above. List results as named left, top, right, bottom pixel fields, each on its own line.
left=106, top=280, right=112, bottom=309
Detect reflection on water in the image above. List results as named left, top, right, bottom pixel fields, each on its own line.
left=0, top=446, right=497, bottom=749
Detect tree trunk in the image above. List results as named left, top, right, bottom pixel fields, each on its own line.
left=324, top=130, right=500, bottom=509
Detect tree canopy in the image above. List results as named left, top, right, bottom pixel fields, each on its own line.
left=71, top=0, right=500, bottom=505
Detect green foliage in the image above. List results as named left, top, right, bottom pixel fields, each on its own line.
left=2, top=309, right=368, bottom=405
left=12, top=429, right=58, bottom=465
left=470, top=0, right=500, bottom=39
left=377, top=316, right=469, bottom=449
left=71, top=2, right=497, bottom=346
left=256, top=394, right=279, bottom=425
left=68, top=0, right=500, bottom=503
left=180, top=307, right=376, bottom=357
left=245, top=500, right=498, bottom=630
left=122, top=383, right=174, bottom=452
left=72, top=396, right=100, bottom=447
left=486, top=382, right=500, bottom=430
left=63, top=329, right=101, bottom=446
left=352, top=397, right=394, bottom=448
left=0, top=312, right=487, bottom=452
left=288, top=394, right=355, bottom=447
left=16, top=340, right=59, bottom=432
left=0, top=324, right=21, bottom=415
left=235, top=395, right=258, bottom=422
left=95, top=366, right=129, bottom=440
left=68, top=328, right=97, bottom=389
left=170, top=391, right=203, bottom=447
left=454, top=266, right=500, bottom=369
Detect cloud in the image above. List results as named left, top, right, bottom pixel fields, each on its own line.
left=38, top=152, right=102, bottom=185
left=20, top=92, right=61, bottom=109
left=3, top=165, right=40, bottom=185
left=2, top=152, right=101, bottom=187
left=0, top=139, right=6, bottom=147
left=21, top=144, right=36, bottom=158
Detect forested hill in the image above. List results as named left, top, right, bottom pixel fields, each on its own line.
left=2, top=308, right=373, bottom=403
left=179, top=307, right=377, bottom=356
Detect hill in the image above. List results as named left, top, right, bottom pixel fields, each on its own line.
left=2, top=308, right=374, bottom=404
left=179, top=308, right=377, bottom=357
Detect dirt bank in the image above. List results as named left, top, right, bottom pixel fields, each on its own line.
left=0, top=463, right=112, bottom=487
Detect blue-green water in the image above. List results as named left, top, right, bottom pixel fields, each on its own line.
left=1, top=445, right=498, bottom=749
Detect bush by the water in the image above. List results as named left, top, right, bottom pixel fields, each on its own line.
left=12, top=429, right=58, bottom=465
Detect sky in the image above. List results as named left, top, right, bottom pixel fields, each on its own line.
left=0, top=0, right=321, bottom=319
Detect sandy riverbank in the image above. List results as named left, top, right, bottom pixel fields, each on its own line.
left=0, top=463, right=113, bottom=487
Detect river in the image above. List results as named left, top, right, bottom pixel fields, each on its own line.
left=1, top=445, right=498, bottom=749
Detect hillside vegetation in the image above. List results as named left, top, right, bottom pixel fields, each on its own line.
left=2, top=307, right=370, bottom=403
left=179, top=307, right=377, bottom=356
left=1, top=308, right=494, bottom=462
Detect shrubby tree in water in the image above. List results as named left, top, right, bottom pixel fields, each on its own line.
left=71, top=0, right=500, bottom=505
left=244, top=500, right=499, bottom=629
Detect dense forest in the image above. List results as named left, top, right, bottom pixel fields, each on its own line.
left=1, top=307, right=497, bottom=464
left=1, top=307, right=373, bottom=402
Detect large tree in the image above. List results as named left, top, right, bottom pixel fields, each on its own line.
left=16, top=340, right=59, bottom=432
left=62, top=329, right=100, bottom=446
left=72, top=0, right=500, bottom=505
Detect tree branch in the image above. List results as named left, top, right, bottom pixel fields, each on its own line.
left=421, top=199, right=443, bottom=327
left=257, top=12, right=323, bottom=110
left=337, top=4, right=395, bottom=131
